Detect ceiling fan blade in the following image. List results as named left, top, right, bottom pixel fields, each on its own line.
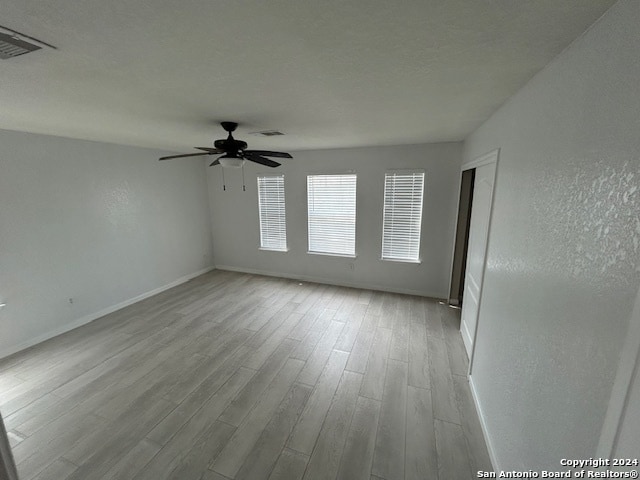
left=195, top=147, right=224, bottom=153
left=159, top=152, right=214, bottom=160
left=243, top=150, right=292, bottom=159
left=210, top=159, right=220, bottom=166
left=244, top=154, right=281, bottom=168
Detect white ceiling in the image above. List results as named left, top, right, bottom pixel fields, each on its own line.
left=1, top=0, right=615, bottom=153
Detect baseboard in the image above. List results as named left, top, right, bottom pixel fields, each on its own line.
left=469, top=375, right=500, bottom=472
left=0, top=266, right=215, bottom=360
left=214, top=264, right=445, bottom=300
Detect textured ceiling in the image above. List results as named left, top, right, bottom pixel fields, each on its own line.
left=1, top=0, right=615, bottom=153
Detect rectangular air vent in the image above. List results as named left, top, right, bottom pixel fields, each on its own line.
left=250, top=130, right=285, bottom=137
left=0, top=32, right=41, bottom=59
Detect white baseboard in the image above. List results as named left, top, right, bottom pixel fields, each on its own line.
left=0, top=266, right=215, bottom=360
left=214, top=264, right=445, bottom=299
left=469, top=375, right=500, bottom=472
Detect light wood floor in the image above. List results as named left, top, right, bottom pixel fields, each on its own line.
left=0, top=270, right=492, bottom=480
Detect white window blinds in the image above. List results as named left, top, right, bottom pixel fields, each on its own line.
left=382, top=171, right=425, bottom=262
left=257, top=174, right=287, bottom=251
left=307, top=174, right=357, bottom=256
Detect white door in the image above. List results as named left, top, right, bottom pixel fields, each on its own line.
left=460, top=161, right=496, bottom=360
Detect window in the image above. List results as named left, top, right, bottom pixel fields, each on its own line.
left=307, top=174, right=357, bottom=256
left=381, top=170, right=425, bottom=262
left=257, top=174, right=287, bottom=251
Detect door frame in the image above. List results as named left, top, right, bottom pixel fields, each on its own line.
left=596, top=283, right=640, bottom=457
left=450, top=148, right=499, bottom=374
left=0, top=413, right=19, bottom=480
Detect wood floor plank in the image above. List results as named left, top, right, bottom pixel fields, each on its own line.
left=358, top=290, right=372, bottom=305
left=296, top=321, right=345, bottom=386
left=359, top=327, right=392, bottom=400
left=428, top=336, right=461, bottom=424
left=378, top=293, right=398, bottom=330
left=235, top=383, right=312, bottom=480
left=30, top=458, right=77, bottom=480
left=164, top=329, right=253, bottom=404
left=211, top=358, right=305, bottom=478
left=366, top=291, right=384, bottom=316
left=434, top=419, right=473, bottom=480
left=408, top=321, right=430, bottom=389
left=344, top=314, right=377, bottom=374
left=388, top=316, right=409, bottom=362
left=219, top=340, right=296, bottom=427
left=424, top=300, right=445, bottom=339
left=201, top=470, right=233, bottom=480
left=92, top=353, right=204, bottom=421
left=334, top=304, right=367, bottom=352
left=405, top=386, right=438, bottom=480
left=288, top=350, right=350, bottom=455
left=14, top=413, right=104, bottom=480
left=294, top=284, right=328, bottom=315
left=288, top=311, right=322, bottom=342
left=63, top=396, right=175, bottom=478
left=371, top=359, right=407, bottom=480
left=301, top=371, right=363, bottom=480
left=101, top=438, right=161, bottom=480
left=336, top=395, right=381, bottom=480
left=446, top=329, right=469, bottom=377
left=246, top=298, right=297, bottom=333
left=243, top=312, right=304, bottom=370
left=409, top=296, right=426, bottom=325
left=165, top=421, right=236, bottom=480
left=146, top=364, right=254, bottom=447
left=138, top=421, right=236, bottom=480
left=1, top=332, right=134, bottom=415
left=268, top=449, right=309, bottom=480
left=289, top=310, right=335, bottom=361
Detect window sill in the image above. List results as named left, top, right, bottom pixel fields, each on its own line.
left=380, top=257, right=422, bottom=264
left=307, top=251, right=357, bottom=259
left=259, top=247, right=289, bottom=253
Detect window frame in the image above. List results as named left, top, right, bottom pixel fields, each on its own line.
left=380, top=169, right=425, bottom=263
left=306, top=173, right=358, bottom=258
left=257, top=173, right=288, bottom=252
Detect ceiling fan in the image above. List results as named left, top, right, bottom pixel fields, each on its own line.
left=159, top=121, right=292, bottom=168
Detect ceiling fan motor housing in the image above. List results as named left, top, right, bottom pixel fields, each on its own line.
left=214, top=138, right=247, bottom=152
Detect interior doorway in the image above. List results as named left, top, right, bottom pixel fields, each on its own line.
left=449, top=150, right=499, bottom=370
left=449, top=169, right=475, bottom=308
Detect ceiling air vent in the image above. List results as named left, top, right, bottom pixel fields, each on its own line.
left=250, top=130, right=285, bottom=137
left=0, top=32, right=41, bottom=59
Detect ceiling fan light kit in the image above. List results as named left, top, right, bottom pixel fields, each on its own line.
left=218, top=155, right=245, bottom=168
left=159, top=121, right=292, bottom=170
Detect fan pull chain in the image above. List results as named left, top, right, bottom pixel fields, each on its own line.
left=222, top=167, right=226, bottom=191
left=242, top=164, right=246, bottom=191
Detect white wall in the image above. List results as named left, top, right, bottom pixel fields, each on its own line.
left=0, top=129, right=213, bottom=358
left=463, top=0, right=640, bottom=470
left=207, top=143, right=461, bottom=297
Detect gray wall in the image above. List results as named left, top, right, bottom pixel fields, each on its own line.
left=0, top=129, right=213, bottom=358
left=207, top=142, right=461, bottom=297
left=463, top=0, right=640, bottom=469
